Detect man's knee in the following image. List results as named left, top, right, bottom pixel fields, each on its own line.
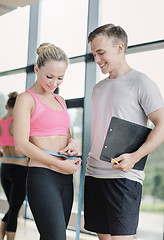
left=97, top=233, right=111, bottom=240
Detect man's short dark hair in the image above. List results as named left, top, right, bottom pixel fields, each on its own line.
left=88, top=24, right=128, bottom=52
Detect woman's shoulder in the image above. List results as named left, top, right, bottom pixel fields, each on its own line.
left=18, top=91, right=34, bottom=101
left=15, top=91, right=35, bottom=109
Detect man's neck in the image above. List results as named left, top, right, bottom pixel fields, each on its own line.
left=109, top=62, right=131, bottom=79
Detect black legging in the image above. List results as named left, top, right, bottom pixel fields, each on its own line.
left=26, top=167, right=73, bottom=240
left=0, top=163, right=28, bottom=232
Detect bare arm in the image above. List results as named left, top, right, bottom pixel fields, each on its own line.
left=13, top=93, right=81, bottom=174
left=0, top=147, right=3, bottom=158
left=112, top=108, right=164, bottom=172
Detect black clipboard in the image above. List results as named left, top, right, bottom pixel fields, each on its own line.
left=100, top=117, right=152, bottom=170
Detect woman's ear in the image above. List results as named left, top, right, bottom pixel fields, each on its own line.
left=34, top=64, right=39, bottom=74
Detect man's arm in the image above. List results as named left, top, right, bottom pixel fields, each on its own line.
left=112, top=108, right=164, bottom=172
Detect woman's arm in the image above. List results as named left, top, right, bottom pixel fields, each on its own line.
left=0, top=147, right=3, bottom=158
left=13, top=92, right=81, bottom=174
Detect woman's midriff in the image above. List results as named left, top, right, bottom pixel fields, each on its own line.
left=2, top=146, right=29, bottom=166
left=29, top=135, right=68, bottom=170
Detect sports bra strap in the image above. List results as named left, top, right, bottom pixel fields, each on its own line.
left=26, top=89, right=66, bottom=110
left=51, top=93, right=66, bottom=110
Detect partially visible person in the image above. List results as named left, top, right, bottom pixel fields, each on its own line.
left=13, top=43, right=81, bottom=240
left=84, top=24, right=164, bottom=240
left=0, top=92, right=29, bottom=240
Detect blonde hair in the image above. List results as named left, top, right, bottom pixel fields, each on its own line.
left=7, top=91, right=18, bottom=108
left=36, top=43, right=69, bottom=68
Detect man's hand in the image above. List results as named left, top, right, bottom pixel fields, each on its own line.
left=111, top=153, right=137, bottom=172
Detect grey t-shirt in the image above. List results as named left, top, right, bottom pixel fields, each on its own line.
left=85, top=69, right=164, bottom=184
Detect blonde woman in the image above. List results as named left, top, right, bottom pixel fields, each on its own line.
left=0, top=92, right=28, bottom=240
left=13, top=43, right=81, bottom=240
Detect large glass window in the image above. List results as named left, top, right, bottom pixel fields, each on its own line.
left=39, top=0, right=88, bottom=58
left=67, top=108, right=83, bottom=156
left=0, top=73, right=26, bottom=96
left=67, top=107, right=83, bottom=211
left=0, top=6, right=30, bottom=72
left=0, top=93, right=7, bottom=119
left=59, top=62, right=85, bottom=99
left=100, top=0, right=164, bottom=45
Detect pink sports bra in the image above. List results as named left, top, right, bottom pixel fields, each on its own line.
left=0, top=117, right=14, bottom=146
left=26, top=89, right=70, bottom=137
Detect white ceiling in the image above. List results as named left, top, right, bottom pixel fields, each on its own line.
left=0, top=0, right=38, bottom=15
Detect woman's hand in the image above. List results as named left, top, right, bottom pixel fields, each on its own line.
left=51, top=158, right=81, bottom=174
left=0, top=150, right=3, bottom=158
left=59, top=138, right=79, bottom=157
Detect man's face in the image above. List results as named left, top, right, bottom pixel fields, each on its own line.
left=90, top=34, right=123, bottom=75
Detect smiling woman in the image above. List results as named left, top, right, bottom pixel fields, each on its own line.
left=13, top=42, right=81, bottom=240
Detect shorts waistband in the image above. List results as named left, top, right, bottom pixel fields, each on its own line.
left=28, top=166, right=73, bottom=183
left=3, top=155, right=27, bottom=159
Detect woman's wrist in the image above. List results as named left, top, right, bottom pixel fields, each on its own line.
left=0, top=150, right=3, bottom=158
left=67, top=137, right=74, bottom=144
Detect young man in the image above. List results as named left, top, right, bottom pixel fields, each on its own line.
left=84, top=24, right=164, bottom=240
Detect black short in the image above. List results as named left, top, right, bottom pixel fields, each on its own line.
left=84, top=176, right=142, bottom=236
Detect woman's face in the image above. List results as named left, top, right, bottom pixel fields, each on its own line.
left=34, top=60, right=67, bottom=93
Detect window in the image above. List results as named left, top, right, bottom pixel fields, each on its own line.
left=67, top=108, right=83, bottom=155
left=100, top=0, right=164, bottom=45
left=0, top=6, right=29, bottom=72
left=60, top=62, right=85, bottom=99
left=0, top=73, right=26, bottom=97
left=39, top=0, right=88, bottom=57
left=67, top=107, right=83, bottom=211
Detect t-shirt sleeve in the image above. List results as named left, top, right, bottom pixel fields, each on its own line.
left=137, top=75, right=164, bottom=116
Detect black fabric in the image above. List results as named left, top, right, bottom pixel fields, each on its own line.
left=84, top=176, right=142, bottom=236
left=1, top=164, right=28, bottom=232
left=100, top=117, right=152, bottom=170
left=27, top=167, right=73, bottom=240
